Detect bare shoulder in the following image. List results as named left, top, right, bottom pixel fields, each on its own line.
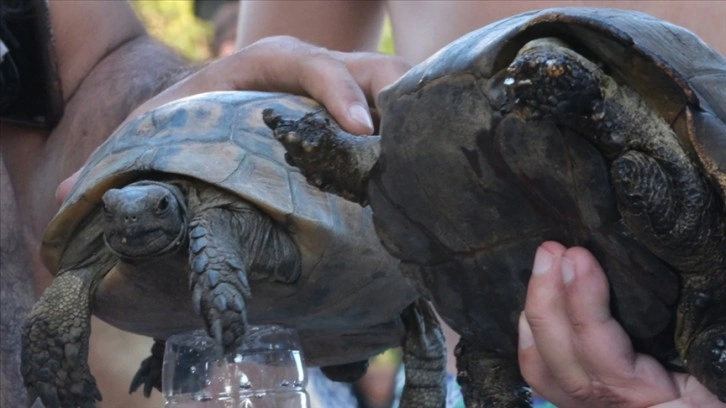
left=48, top=0, right=146, bottom=102
left=3, top=1, right=186, bottom=237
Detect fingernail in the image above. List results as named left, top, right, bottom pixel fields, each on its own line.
left=532, top=247, right=553, bottom=275
left=518, top=312, right=534, bottom=349
left=348, top=104, right=373, bottom=132
left=562, top=257, right=575, bottom=285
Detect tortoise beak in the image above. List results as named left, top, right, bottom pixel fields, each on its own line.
left=101, top=184, right=187, bottom=259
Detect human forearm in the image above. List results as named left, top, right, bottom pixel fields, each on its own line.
left=236, top=0, right=385, bottom=52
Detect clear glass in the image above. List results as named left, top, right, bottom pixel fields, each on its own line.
left=163, top=325, right=309, bottom=408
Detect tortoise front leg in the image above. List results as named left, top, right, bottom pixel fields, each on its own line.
left=188, top=210, right=251, bottom=355
left=455, top=340, right=532, bottom=408
left=21, top=266, right=102, bottom=408
left=187, top=204, right=300, bottom=354
left=399, top=299, right=447, bottom=408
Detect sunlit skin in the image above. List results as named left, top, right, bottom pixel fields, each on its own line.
left=520, top=243, right=723, bottom=408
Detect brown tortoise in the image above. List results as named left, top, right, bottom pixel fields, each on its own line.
left=21, top=92, right=447, bottom=408
left=265, top=7, right=726, bottom=407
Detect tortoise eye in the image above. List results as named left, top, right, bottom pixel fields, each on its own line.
left=157, top=196, right=170, bottom=213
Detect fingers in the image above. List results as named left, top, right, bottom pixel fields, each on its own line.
left=295, top=52, right=376, bottom=134
left=331, top=49, right=411, bottom=106
left=518, top=312, right=575, bottom=406
left=519, top=242, right=681, bottom=407
left=58, top=37, right=409, bottom=204
left=146, top=36, right=409, bottom=135
left=56, top=168, right=82, bottom=205
left=233, top=36, right=410, bottom=135
left=558, top=247, right=635, bottom=372
left=519, top=242, right=592, bottom=404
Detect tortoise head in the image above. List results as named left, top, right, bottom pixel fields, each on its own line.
left=101, top=181, right=187, bottom=259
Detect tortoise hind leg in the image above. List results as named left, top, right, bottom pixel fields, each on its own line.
left=320, top=360, right=369, bottom=383
left=455, top=339, right=532, bottom=407
left=188, top=204, right=300, bottom=354
left=263, top=109, right=380, bottom=206
left=676, top=276, right=726, bottom=401
left=129, top=339, right=165, bottom=397
left=21, top=265, right=104, bottom=408
left=611, top=149, right=726, bottom=399
left=399, top=299, right=447, bottom=408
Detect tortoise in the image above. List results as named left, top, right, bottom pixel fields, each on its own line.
left=264, top=7, right=726, bottom=406
left=20, top=91, right=448, bottom=408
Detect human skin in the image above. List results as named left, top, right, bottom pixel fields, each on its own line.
left=1, top=2, right=185, bottom=406
left=236, top=1, right=726, bottom=64
left=2, top=2, right=409, bottom=407
left=519, top=242, right=724, bottom=408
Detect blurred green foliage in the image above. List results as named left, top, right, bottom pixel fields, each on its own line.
left=131, top=0, right=394, bottom=60
left=131, top=0, right=212, bottom=61
left=380, top=18, right=396, bottom=55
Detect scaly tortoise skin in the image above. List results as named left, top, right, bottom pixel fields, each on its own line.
left=266, top=7, right=726, bottom=406
left=21, top=91, right=447, bottom=408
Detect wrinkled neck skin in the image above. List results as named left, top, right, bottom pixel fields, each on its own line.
left=114, top=246, right=189, bottom=295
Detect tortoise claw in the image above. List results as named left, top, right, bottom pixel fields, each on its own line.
left=35, top=383, right=61, bottom=408
left=130, top=341, right=165, bottom=398
left=28, top=369, right=101, bottom=408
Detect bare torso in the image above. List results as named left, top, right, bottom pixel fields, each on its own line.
left=0, top=2, right=184, bottom=406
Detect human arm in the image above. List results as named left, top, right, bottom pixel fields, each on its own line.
left=518, top=242, right=722, bottom=407
left=130, top=35, right=409, bottom=135
left=54, top=33, right=411, bottom=203
left=235, top=1, right=386, bottom=52
left=1, top=0, right=191, bottom=241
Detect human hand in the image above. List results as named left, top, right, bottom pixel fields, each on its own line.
left=56, top=36, right=411, bottom=203
left=131, top=35, right=409, bottom=135
left=518, top=241, right=722, bottom=408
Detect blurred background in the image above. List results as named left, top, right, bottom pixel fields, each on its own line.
left=131, top=0, right=395, bottom=61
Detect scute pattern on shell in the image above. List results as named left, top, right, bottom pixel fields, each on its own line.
left=42, top=91, right=418, bottom=365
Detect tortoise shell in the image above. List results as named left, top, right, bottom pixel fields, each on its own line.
left=374, top=7, right=725, bottom=359
left=42, top=91, right=417, bottom=365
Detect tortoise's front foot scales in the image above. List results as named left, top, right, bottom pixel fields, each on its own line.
left=189, top=215, right=250, bottom=355
left=263, top=109, right=378, bottom=205
left=21, top=271, right=101, bottom=408
left=130, top=340, right=165, bottom=397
